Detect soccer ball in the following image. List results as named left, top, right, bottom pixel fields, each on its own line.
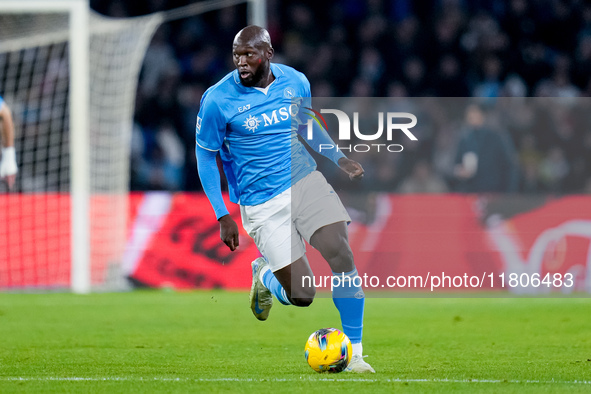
left=304, top=328, right=352, bottom=373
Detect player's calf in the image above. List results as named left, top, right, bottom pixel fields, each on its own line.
left=310, top=222, right=355, bottom=273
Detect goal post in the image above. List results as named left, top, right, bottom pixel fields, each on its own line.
left=248, top=0, right=267, bottom=28
left=0, top=1, right=160, bottom=293
left=69, top=0, right=90, bottom=294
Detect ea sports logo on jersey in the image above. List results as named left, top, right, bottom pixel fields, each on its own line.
left=243, top=114, right=261, bottom=132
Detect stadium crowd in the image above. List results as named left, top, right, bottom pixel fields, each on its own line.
left=91, top=0, right=591, bottom=194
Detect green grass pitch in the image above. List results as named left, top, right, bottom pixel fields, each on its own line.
left=1, top=291, right=590, bottom=393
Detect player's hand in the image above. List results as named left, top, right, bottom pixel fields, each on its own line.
left=0, top=147, right=18, bottom=190
left=218, top=214, right=239, bottom=251
left=338, top=157, right=364, bottom=181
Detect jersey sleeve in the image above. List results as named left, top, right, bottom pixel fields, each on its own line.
left=300, top=75, right=312, bottom=121
left=196, top=145, right=230, bottom=219
left=0, top=96, right=4, bottom=108
left=294, top=74, right=346, bottom=165
left=195, top=90, right=231, bottom=219
left=195, top=92, right=226, bottom=152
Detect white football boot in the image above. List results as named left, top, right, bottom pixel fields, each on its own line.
left=345, top=355, right=376, bottom=373
left=249, top=257, right=273, bottom=321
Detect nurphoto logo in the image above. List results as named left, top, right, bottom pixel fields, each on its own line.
left=303, top=107, right=418, bottom=153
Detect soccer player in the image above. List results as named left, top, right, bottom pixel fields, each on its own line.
left=196, top=26, right=374, bottom=373
left=0, top=96, right=17, bottom=189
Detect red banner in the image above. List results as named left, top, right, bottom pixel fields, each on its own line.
left=0, top=194, right=70, bottom=288
left=486, top=196, right=591, bottom=293
left=125, top=193, right=260, bottom=289
left=2, top=193, right=591, bottom=292
left=305, top=194, right=505, bottom=289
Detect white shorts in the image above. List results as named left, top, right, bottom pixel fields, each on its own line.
left=240, top=171, right=351, bottom=272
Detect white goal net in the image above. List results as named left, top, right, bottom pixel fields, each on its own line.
left=0, top=6, right=162, bottom=291
left=0, top=0, right=265, bottom=292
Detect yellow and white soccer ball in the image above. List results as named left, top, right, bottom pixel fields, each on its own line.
left=304, top=328, right=352, bottom=373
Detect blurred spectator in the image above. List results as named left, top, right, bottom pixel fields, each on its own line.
left=539, top=148, right=570, bottom=192
left=140, top=26, right=177, bottom=96
left=89, top=0, right=591, bottom=195
left=136, top=143, right=182, bottom=191
left=434, top=54, right=470, bottom=96
left=472, top=56, right=503, bottom=98
left=432, top=124, right=460, bottom=186
left=501, top=73, right=527, bottom=97
left=398, top=160, right=448, bottom=193
left=518, top=133, right=543, bottom=193
left=453, top=103, right=520, bottom=193
left=358, top=48, right=385, bottom=86
left=401, top=57, right=428, bottom=96
left=349, top=78, right=375, bottom=97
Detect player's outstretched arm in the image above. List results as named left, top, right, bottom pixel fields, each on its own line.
left=0, top=102, right=17, bottom=189
left=196, top=145, right=239, bottom=251
left=297, top=120, right=364, bottom=181
left=297, top=119, right=346, bottom=164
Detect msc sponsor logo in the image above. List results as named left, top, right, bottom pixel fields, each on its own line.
left=243, top=114, right=261, bottom=132
left=261, top=106, right=292, bottom=126
left=242, top=105, right=299, bottom=132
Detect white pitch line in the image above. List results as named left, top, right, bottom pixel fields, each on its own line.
left=1, top=377, right=591, bottom=385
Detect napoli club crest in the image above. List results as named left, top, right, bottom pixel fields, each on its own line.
left=284, top=87, right=296, bottom=99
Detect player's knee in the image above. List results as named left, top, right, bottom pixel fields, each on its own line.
left=338, top=246, right=354, bottom=263
left=292, top=296, right=314, bottom=307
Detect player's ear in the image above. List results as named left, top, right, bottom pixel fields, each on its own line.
left=267, top=46, right=274, bottom=60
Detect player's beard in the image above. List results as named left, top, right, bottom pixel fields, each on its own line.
left=239, top=65, right=266, bottom=87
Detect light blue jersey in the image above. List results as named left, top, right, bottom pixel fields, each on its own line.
left=0, top=96, right=4, bottom=107
left=196, top=63, right=317, bottom=206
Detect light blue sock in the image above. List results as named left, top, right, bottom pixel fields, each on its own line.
left=332, top=268, right=364, bottom=344
left=262, top=267, right=292, bottom=305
